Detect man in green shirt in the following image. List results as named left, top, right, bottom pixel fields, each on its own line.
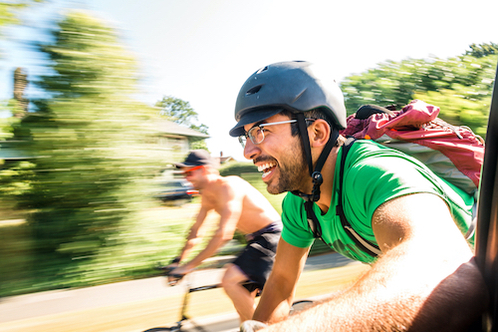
left=229, top=61, right=487, bottom=331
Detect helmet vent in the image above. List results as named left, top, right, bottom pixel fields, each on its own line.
left=245, top=84, right=263, bottom=96
left=256, top=66, right=269, bottom=74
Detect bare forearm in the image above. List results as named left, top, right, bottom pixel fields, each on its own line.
left=177, top=237, right=200, bottom=262
left=262, top=249, right=487, bottom=332
left=253, top=239, right=310, bottom=324
left=184, top=235, right=228, bottom=269
left=253, top=277, right=295, bottom=324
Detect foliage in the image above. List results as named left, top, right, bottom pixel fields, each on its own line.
left=6, top=9, right=168, bottom=290
left=189, top=138, right=209, bottom=151
left=465, top=42, right=498, bottom=58
left=340, top=44, right=497, bottom=137
left=219, top=161, right=258, bottom=176
left=0, top=100, right=22, bottom=138
left=0, top=1, right=42, bottom=32
left=155, top=95, right=210, bottom=150
left=0, top=1, right=43, bottom=57
left=0, top=160, right=34, bottom=196
left=156, top=96, right=208, bottom=133
left=0, top=1, right=22, bottom=32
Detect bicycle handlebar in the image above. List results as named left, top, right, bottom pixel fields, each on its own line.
left=156, top=265, right=186, bottom=285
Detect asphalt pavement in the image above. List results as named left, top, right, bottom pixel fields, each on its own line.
left=0, top=252, right=360, bottom=331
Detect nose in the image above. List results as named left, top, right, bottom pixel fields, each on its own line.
left=243, top=138, right=260, bottom=160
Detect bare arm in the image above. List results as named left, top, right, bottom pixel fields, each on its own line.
left=173, top=206, right=209, bottom=264
left=253, top=238, right=310, bottom=324
left=258, top=193, right=488, bottom=331
left=178, top=185, right=242, bottom=271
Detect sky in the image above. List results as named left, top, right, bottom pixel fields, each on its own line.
left=1, top=0, right=497, bottom=161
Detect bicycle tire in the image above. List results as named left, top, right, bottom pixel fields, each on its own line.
left=142, top=327, right=180, bottom=332
left=289, top=300, right=314, bottom=315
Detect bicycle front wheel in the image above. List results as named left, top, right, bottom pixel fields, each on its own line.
left=142, top=326, right=180, bottom=332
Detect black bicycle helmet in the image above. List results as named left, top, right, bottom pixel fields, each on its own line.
left=229, top=61, right=347, bottom=204
left=229, top=60, right=346, bottom=137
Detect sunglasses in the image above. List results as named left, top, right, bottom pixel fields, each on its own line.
left=182, top=165, right=204, bottom=176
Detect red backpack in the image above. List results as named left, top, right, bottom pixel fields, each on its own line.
left=333, top=100, right=484, bottom=257
left=340, top=99, right=484, bottom=197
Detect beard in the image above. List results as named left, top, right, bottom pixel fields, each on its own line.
left=261, top=143, right=309, bottom=195
left=271, top=158, right=308, bottom=194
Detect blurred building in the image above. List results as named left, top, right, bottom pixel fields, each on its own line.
left=213, top=151, right=235, bottom=166
left=0, top=118, right=211, bottom=167
left=156, top=119, right=209, bottom=154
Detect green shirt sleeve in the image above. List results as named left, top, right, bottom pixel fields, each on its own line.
left=281, top=193, right=315, bottom=248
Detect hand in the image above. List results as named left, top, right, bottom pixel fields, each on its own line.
left=167, top=265, right=192, bottom=286
left=166, top=262, right=179, bottom=270
left=240, top=320, right=268, bottom=332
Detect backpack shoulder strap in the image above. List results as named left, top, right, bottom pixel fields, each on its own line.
left=337, top=138, right=382, bottom=257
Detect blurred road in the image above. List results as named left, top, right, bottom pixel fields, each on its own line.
left=0, top=252, right=362, bottom=332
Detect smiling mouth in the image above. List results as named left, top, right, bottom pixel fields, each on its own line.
left=257, top=162, right=277, bottom=178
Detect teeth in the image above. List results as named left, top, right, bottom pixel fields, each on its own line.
left=257, top=162, right=276, bottom=173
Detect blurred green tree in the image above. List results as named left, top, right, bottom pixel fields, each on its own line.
left=0, top=1, right=44, bottom=218
left=340, top=44, right=497, bottom=137
left=155, top=95, right=210, bottom=150
left=0, top=1, right=43, bottom=41
left=0, top=1, right=43, bottom=112
left=0, top=1, right=42, bottom=140
left=465, top=42, right=498, bottom=58
left=10, top=9, right=164, bottom=288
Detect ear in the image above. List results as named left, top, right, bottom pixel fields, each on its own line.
left=308, top=119, right=331, bottom=148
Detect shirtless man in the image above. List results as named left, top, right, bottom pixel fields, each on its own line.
left=167, top=149, right=282, bottom=322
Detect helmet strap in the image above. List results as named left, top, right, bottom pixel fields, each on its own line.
left=296, top=113, right=314, bottom=176
left=293, top=113, right=339, bottom=203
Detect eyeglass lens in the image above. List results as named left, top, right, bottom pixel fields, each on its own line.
left=238, top=127, right=263, bottom=148
left=237, top=119, right=300, bottom=148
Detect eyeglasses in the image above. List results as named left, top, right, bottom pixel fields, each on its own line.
left=238, top=118, right=315, bottom=148
left=182, top=165, right=204, bottom=176
left=238, top=119, right=297, bottom=148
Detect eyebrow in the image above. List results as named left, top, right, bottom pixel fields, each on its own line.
left=245, top=120, right=266, bottom=133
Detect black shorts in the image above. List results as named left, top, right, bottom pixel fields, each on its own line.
left=232, top=228, right=281, bottom=291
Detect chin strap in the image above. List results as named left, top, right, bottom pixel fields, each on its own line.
left=291, top=113, right=339, bottom=240
left=291, top=113, right=339, bottom=203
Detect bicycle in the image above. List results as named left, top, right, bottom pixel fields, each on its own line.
left=142, top=256, right=314, bottom=332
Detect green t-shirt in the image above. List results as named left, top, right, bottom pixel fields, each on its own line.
left=281, top=140, right=474, bottom=264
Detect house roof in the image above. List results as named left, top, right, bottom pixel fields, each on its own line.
left=0, top=120, right=210, bottom=162
left=157, top=120, right=209, bottom=138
